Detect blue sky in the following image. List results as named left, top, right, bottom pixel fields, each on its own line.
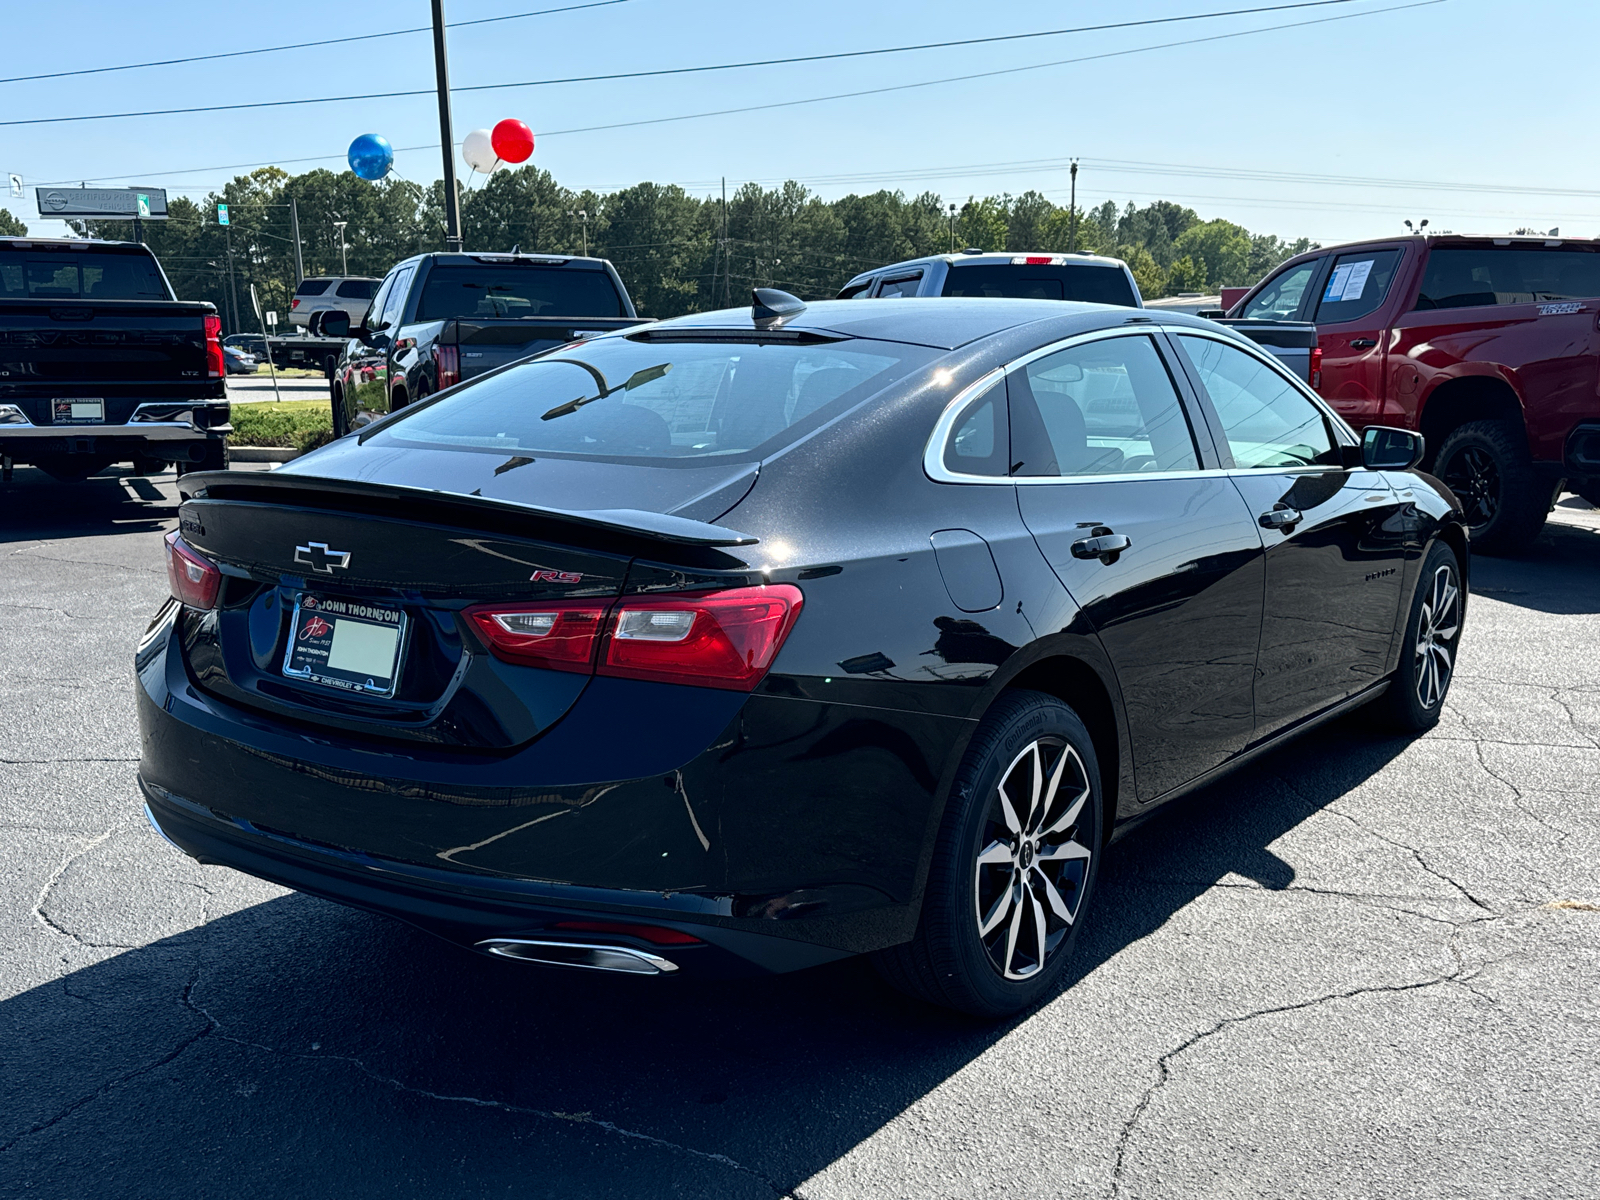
left=2, top=0, right=1594, bottom=247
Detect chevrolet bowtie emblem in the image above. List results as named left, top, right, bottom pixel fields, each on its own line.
left=293, top=541, right=351, bottom=573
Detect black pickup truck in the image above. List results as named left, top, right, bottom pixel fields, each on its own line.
left=0, top=238, right=229, bottom=481
left=323, top=252, right=644, bottom=437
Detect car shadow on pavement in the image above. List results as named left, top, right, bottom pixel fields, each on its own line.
left=1468, top=506, right=1600, bottom=616
left=0, top=718, right=1412, bottom=1197
left=0, top=465, right=178, bottom=544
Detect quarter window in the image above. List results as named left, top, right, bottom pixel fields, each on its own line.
left=374, top=266, right=413, bottom=331
left=1241, top=260, right=1319, bottom=319
left=1313, top=249, right=1402, bottom=324
left=1008, top=335, right=1200, bottom=477
left=942, top=376, right=1008, bottom=476
left=1177, top=335, right=1337, bottom=469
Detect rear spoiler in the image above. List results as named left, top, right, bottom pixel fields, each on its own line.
left=177, top=470, right=759, bottom=549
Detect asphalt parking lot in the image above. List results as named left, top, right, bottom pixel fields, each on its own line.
left=2, top=465, right=1596, bottom=1199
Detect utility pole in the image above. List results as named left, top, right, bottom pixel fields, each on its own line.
left=1067, top=159, right=1079, bottom=253
left=948, top=202, right=957, bottom=253
left=333, top=220, right=349, bottom=275
left=289, top=198, right=305, bottom=283
left=225, top=225, right=240, bottom=335
left=431, top=0, right=463, bottom=252
left=721, top=177, right=730, bottom=307
left=571, top=209, right=588, bottom=255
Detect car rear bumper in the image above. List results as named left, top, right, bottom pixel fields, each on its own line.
left=134, top=603, right=964, bottom=973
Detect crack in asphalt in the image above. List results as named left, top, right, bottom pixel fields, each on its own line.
left=1468, top=740, right=1573, bottom=849
left=30, top=828, right=135, bottom=950
left=5, top=545, right=163, bottom=575
left=1108, top=914, right=1510, bottom=1199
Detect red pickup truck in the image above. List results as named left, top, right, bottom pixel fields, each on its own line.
left=1228, top=235, right=1600, bottom=553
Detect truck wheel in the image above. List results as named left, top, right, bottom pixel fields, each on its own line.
left=872, top=690, right=1103, bottom=1018
left=177, top=441, right=229, bottom=478
left=130, top=454, right=169, bottom=476
left=1577, top=483, right=1600, bottom=510
left=1435, top=419, right=1549, bottom=556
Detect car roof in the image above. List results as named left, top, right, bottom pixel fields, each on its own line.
left=636, top=297, right=1147, bottom=350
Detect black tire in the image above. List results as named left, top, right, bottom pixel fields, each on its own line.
left=331, top=384, right=348, bottom=439
left=873, top=690, right=1103, bottom=1018
left=1576, top=483, right=1600, bottom=510
left=130, top=454, right=169, bottom=476
left=1370, top=540, right=1464, bottom=732
left=177, top=440, right=228, bottom=479
left=1435, top=419, right=1549, bottom=555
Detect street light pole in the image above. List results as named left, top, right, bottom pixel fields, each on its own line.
left=431, top=0, right=464, bottom=252
left=948, top=203, right=958, bottom=253
left=289, top=198, right=305, bottom=284
left=333, top=221, right=349, bottom=275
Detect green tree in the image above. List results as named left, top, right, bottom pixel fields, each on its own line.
left=1172, top=219, right=1252, bottom=289
left=956, top=196, right=1008, bottom=253
left=1118, top=244, right=1168, bottom=299
left=0, top=209, right=26, bottom=237
left=1167, top=255, right=1208, bottom=293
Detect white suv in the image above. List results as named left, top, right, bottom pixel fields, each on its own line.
left=289, top=276, right=381, bottom=329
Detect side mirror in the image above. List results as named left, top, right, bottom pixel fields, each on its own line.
left=1361, top=425, right=1424, bottom=470
left=320, top=311, right=351, bottom=339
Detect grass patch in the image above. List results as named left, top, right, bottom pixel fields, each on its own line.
left=229, top=400, right=334, bottom=452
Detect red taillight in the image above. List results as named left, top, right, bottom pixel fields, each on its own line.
left=1310, top=346, right=1324, bottom=391
left=290, top=298, right=300, bottom=309
left=203, top=313, right=225, bottom=379
left=465, top=601, right=608, bottom=673
left=465, top=584, right=804, bottom=692
left=434, top=344, right=460, bottom=389
left=163, top=531, right=221, bottom=609
left=601, top=585, right=804, bottom=692
left=550, top=920, right=703, bottom=946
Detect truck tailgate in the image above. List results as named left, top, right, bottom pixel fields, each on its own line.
left=452, top=319, right=640, bottom=381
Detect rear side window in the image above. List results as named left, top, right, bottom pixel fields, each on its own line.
left=373, top=266, right=414, bottom=331
left=336, top=279, right=378, bottom=299
left=836, top=281, right=872, bottom=299
left=416, top=265, right=625, bottom=320
left=295, top=279, right=333, bottom=296
left=1416, top=247, right=1600, bottom=309
left=0, top=249, right=168, bottom=299
left=371, top=336, right=934, bottom=462
left=1314, top=249, right=1403, bottom=324
left=876, top=273, right=922, bottom=298
left=942, top=264, right=1138, bottom=307
left=1008, top=335, right=1199, bottom=477
left=1241, top=260, right=1319, bottom=320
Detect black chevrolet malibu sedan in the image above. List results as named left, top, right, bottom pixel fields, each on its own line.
left=138, top=293, right=1467, bottom=1016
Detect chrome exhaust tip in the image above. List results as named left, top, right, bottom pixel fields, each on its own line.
left=475, top=938, right=679, bottom=975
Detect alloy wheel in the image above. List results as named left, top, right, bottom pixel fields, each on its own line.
left=974, top=737, right=1093, bottom=980
left=1415, top=562, right=1461, bottom=710
left=1440, top=445, right=1500, bottom=530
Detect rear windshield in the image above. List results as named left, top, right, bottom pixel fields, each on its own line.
left=295, top=279, right=333, bottom=296
left=942, top=264, right=1138, bottom=307
left=0, top=248, right=168, bottom=300
left=416, top=265, right=625, bottom=320
left=369, top=335, right=934, bottom=463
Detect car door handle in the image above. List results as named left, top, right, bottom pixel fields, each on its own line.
left=1259, top=506, right=1303, bottom=532
left=1350, top=338, right=1378, bottom=349
left=1070, top=532, right=1132, bottom=565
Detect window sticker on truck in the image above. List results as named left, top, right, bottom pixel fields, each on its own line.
left=1324, top=260, right=1374, bottom=304
left=1538, top=302, right=1584, bottom=316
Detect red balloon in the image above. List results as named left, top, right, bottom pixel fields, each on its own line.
left=491, top=119, right=535, bottom=165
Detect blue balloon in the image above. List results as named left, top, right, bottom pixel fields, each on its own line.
left=347, top=134, right=393, bottom=182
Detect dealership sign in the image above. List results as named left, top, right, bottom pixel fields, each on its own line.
left=35, top=186, right=169, bottom=219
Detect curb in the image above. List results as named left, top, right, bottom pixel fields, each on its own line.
left=229, top=446, right=300, bottom=463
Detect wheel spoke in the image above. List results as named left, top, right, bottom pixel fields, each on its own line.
left=1037, top=838, right=1092, bottom=863
left=1036, top=870, right=1077, bottom=925
left=1432, top=643, right=1453, bottom=675
left=1039, top=743, right=1070, bottom=820
left=1028, top=889, right=1048, bottom=974
left=1003, top=888, right=1026, bottom=976
left=996, top=783, right=1022, bottom=836
left=977, top=877, right=1015, bottom=937
left=976, top=839, right=1014, bottom=867
left=1026, top=742, right=1045, bottom=830
left=1039, top=783, right=1090, bottom=837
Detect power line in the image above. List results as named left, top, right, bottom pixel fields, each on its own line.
left=0, top=0, right=636, bottom=87
left=536, top=0, right=1446, bottom=138
left=0, top=0, right=1396, bottom=128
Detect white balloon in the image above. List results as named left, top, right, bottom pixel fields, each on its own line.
left=462, top=129, right=499, bottom=174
